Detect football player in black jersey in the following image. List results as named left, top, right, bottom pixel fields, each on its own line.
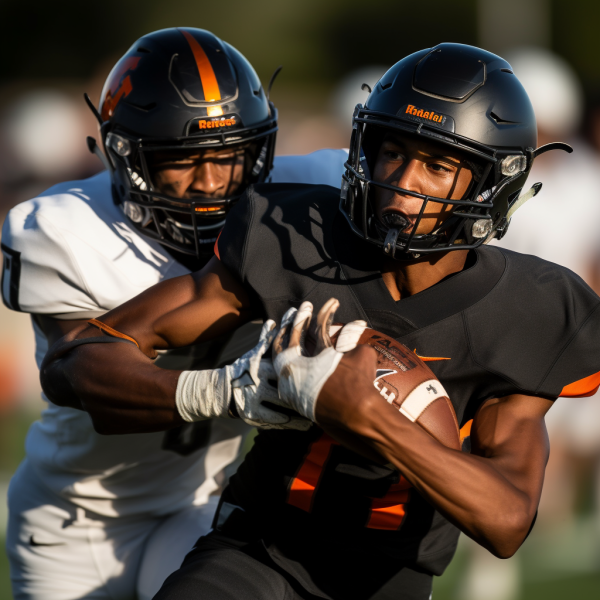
left=40, top=44, right=600, bottom=600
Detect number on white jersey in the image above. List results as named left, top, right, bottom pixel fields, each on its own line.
left=1, top=243, right=22, bottom=311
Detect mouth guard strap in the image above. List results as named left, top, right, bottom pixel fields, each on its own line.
left=383, top=228, right=400, bottom=257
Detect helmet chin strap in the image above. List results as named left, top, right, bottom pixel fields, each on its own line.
left=383, top=228, right=401, bottom=258
left=251, top=140, right=268, bottom=178
left=86, top=136, right=113, bottom=173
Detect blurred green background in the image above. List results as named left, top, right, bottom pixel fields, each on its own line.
left=2, top=0, right=600, bottom=598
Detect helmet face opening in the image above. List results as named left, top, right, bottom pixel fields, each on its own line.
left=109, top=131, right=272, bottom=258
left=340, top=43, right=540, bottom=259
left=343, top=114, right=501, bottom=256
left=98, top=28, right=278, bottom=261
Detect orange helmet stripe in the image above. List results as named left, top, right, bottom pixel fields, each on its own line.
left=181, top=30, right=221, bottom=102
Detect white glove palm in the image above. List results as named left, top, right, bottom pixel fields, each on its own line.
left=176, top=320, right=311, bottom=430
left=272, top=298, right=367, bottom=422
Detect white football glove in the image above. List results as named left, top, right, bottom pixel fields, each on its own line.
left=176, top=320, right=311, bottom=430
left=272, top=298, right=367, bottom=422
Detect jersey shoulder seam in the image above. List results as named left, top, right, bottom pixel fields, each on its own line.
left=460, top=250, right=537, bottom=392
left=402, top=246, right=508, bottom=338
left=239, top=187, right=257, bottom=281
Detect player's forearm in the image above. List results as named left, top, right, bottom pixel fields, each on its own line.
left=317, top=365, right=537, bottom=557
left=366, top=418, right=534, bottom=558
left=41, top=342, right=184, bottom=434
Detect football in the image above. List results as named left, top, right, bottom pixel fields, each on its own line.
left=327, top=325, right=461, bottom=451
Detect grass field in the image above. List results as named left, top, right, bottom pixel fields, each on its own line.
left=1, top=408, right=32, bottom=600
left=432, top=535, right=600, bottom=600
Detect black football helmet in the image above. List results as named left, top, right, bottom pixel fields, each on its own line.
left=90, top=28, right=277, bottom=260
left=340, top=42, right=571, bottom=257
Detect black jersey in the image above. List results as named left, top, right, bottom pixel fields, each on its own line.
left=215, top=183, right=600, bottom=599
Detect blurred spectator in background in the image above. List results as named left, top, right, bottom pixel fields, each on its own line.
left=495, top=47, right=597, bottom=280
left=0, top=83, right=105, bottom=472
left=496, top=46, right=600, bottom=529
left=458, top=46, right=600, bottom=600
left=0, top=88, right=102, bottom=215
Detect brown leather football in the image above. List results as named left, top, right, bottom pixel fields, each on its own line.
left=327, top=325, right=460, bottom=451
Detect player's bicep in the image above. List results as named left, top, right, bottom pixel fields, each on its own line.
left=90, top=256, right=253, bottom=353
left=470, top=394, right=551, bottom=506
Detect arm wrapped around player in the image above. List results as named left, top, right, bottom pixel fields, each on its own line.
left=43, top=316, right=312, bottom=431
left=176, top=319, right=312, bottom=430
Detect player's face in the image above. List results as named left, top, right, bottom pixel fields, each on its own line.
left=148, top=146, right=247, bottom=199
left=372, top=133, right=473, bottom=235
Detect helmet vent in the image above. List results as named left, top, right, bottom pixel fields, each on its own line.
left=126, top=101, right=157, bottom=112
left=137, top=47, right=151, bottom=53
left=381, top=82, right=392, bottom=90
left=500, top=68, right=513, bottom=74
left=490, top=111, right=518, bottom=125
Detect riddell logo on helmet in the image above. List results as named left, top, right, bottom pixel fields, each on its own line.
left=404, top=105, right=447, bottom=125
left=198, top=117, right=237, bottom=130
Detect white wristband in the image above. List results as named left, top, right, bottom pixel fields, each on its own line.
left=398, top=379, right=449, bottom=422
left=175, top=368, right=231, bottom=422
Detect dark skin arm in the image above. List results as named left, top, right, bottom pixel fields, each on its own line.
left=34, top=314, right=88, bottom=408
left=316, top=346, right=551, bottom=559
left=40, top=257, right=254, bottom=435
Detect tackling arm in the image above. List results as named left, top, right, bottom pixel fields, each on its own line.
left=40, top=257, right=255, bottom=434
left=316, top=346, right=551, bottom=558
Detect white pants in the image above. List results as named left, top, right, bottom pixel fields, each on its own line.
left=6, top=460, right=218, bottom=600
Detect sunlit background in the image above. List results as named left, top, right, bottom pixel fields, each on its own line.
left=2, top=0, right=600, bottom=598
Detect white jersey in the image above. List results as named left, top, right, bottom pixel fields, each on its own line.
left=1, top=149, right=347, bottom=518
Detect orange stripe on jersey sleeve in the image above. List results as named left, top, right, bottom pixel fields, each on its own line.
left=560, top=370, right=600, bottom=397
left=181, top=30, right=221, bottom=102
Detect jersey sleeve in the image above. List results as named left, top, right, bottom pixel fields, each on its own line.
left=539, top=302, right=600, bottom=398
left=1, top=203, right=104, bottom=319
left=270, top=149, right=348, bottom=188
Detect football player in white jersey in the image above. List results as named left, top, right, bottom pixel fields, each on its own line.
left=1, top=28, right=347, bottom=600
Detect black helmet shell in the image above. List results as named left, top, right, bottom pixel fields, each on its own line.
left=97, top=28, right=278, bottom=261
left=340, top=43, right=559, bottom=258
left=366, top=44, right=537, bottom=151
